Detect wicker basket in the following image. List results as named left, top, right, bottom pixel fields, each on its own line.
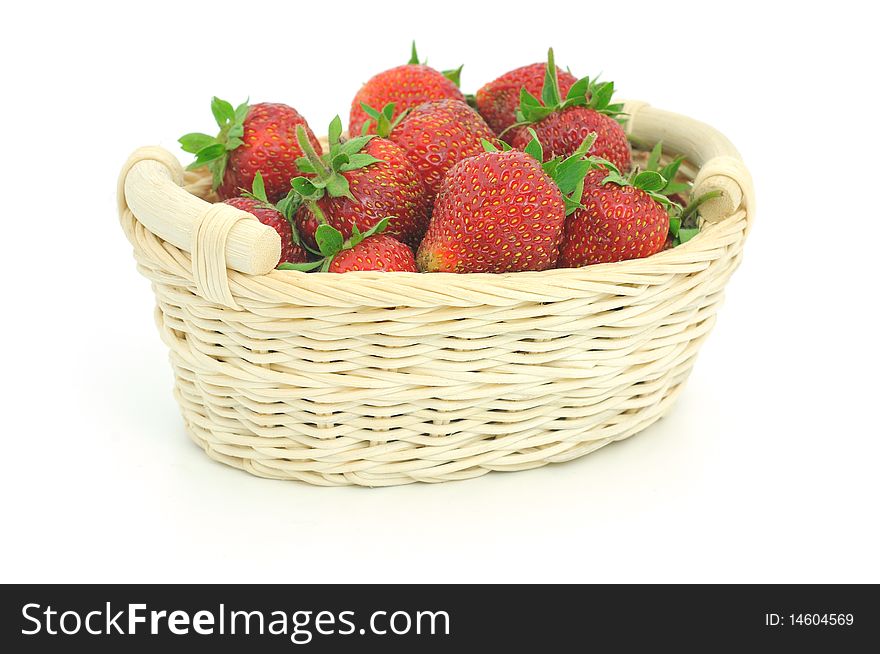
left=117, top=101, right=754, bottom=486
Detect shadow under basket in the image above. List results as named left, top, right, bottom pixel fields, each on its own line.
left=117, top=100, right=754, bottom=487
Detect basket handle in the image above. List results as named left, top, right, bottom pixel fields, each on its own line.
left=117, top=146, right=281, bottom=276
left=622, top=101, right=755, bottom=223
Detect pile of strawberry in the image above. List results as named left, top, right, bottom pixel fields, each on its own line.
left=180, top=45, right=714, bottom=274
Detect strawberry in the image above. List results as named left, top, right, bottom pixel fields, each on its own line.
left=476, top=63, right=577, bottom=135
left=362, top=99, right=497, bottom=204
left=349, top=42, right=465, bottom=136
left=558, top=162, right=672, bottom=267
left=329, top=235, right=416, bottom=272
left=222, top=172, right=307, bottom=266
left=504, top=49, right=631, bottom=172
left=289, top=117, right=430, bottom=249
left=278, top=218, right=416, bottom=273
left=416, top=134, right=596, bottom=273
left=179, top=97, right=321, bottom=203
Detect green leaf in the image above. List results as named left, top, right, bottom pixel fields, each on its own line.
left=339, top=153, right=383, bottom=171
left=663, top=182, right=691, bottom=195
left=553, top=158, right=592, bottom=195
left=442, top=65, right=463, bottom=87
left=591, top=81, right=614, bottom=110
left=360, top=103, right=383, bottom=121
left=338, top=135, right=375, bottom=157
left=331, top=152, right=350, bottom=170
left=325, top=174, right=354, bottom=200
left=277, top=260, right=326, bottom=272
left=565, top=77, right=591, bottom=103
left=633, top=170, right=667, bottom=193
left=542, top=158, right=559, bottom=178
left=523, top=128, right=544, bottom=163
left=678, top=227, right=700, bottom=243
left=211, top=97, right=235, bottom=127
left=408, top=41, right=420, bottom=65
left=382, top=103, right=396, bottom=120
left=227, top=123, right=244, bottom=140
left=541, top=48, right=562, bottom=108
left=328, top=115, right=342, bottom=145
left=519, top=87, right=542, bottom=108
left=668, top=216, right=681, bottom=238
left=646, top=142, right=663, bottom=172
left=225, top=137, right=244, bottom=151
left=587, top=155, right=621, bottom=176
left=481, top=139, right=499, bottom=152
left=233, top=100, right=250, bottom=124
left=207, top=157, right=226, bottom=190
left=295, top=157, right=317, bottom=174
left=186, top=142, right=227, bottom=169
left=179, top=133, right=217, bottom=154
left=251, top=172, right=267, bottom=203
left=363, top=216, right=390, bottom=238
left=275, top=192, right=302, bottom=223
left=660, top=156, right=684, bottom=183
left=571, top=132, right=597, bottom=158
left=315, top=224, right=344, bottom=257
left=291, top=176, right=323, bottom=200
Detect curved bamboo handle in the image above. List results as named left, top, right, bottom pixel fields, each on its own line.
left=622, top=101, right=755, bottom=223
left=118, top=147, right=281, bottom=275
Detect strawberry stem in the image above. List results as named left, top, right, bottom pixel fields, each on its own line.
left=296, top=125, right=331, bottom=181
left=680, top=190, right=723, bottom=222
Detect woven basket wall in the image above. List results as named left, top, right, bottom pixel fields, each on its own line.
left=117, top=101, right=754, bottom=486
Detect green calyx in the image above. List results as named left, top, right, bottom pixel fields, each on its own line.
left=641, top=141, right=720, bottom=245
left=238, top=172, right=306, bottom=250
left=644, top=141, right=691, bottom=197
left=179, top=96, right=249, bottom=190
left=407, top=40, right=463, bottom=87
left=591, top=157, right=678, bottom=210
left=506, top=48, right=625, bottom=133
left=277, top=217, right=391, bottom=273
left=483, top=131, right=598, bottom=216
left=360, top=102, right=410, bottom=137
left=668, top=190, right=722, bottom=246
left=284, top=116, right=384, bottom=224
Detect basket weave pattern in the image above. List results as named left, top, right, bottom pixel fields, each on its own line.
left=118, top=102, right=754, bottom=486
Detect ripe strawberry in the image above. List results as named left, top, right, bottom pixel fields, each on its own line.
left=476, top=63, right=577, bottom=134
left=362, top=99, right=497, bottom=203
left=328, top=235, right=416, bottom=272
left=349, top=42, right=465, bottom=136
left=278, top=218, right=416, bottom=273
left=179, top=97, right=321, bottom=203
left=504, top=49, right=631, bottom=172
left=289, top=117, right=430, bottom=249
left=558, top=164, right=672, bottom=267
left=223, top=172, right=307, bottom=266
left=416, top=134, right=595, bottom=273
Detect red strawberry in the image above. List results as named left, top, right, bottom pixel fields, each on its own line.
left=349, top=42, right=465, bottom=136
left=222, top=172, right=307, bottom=266
left=363, top=99, right=497, bottom=204
left=508, top=105, right=630, bottom=170
left=290, top=117, right=430, bottom=249
left=224, top=197, right=307, bottom=265
left=328, top=234, right=416, bottom=272
left=179, top=98, right=321, bottom=203
left=558, top=165, right=671, bottom=267
left=278, top=217, right=415, bottom=273
left=504, top=49, right=631, bottom=172
left=416, top=134, right=594, bottom=273
left=476, top=63, right=577, bottom=134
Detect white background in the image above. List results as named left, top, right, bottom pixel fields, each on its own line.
left=1, top=0, right=878, bottom=583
